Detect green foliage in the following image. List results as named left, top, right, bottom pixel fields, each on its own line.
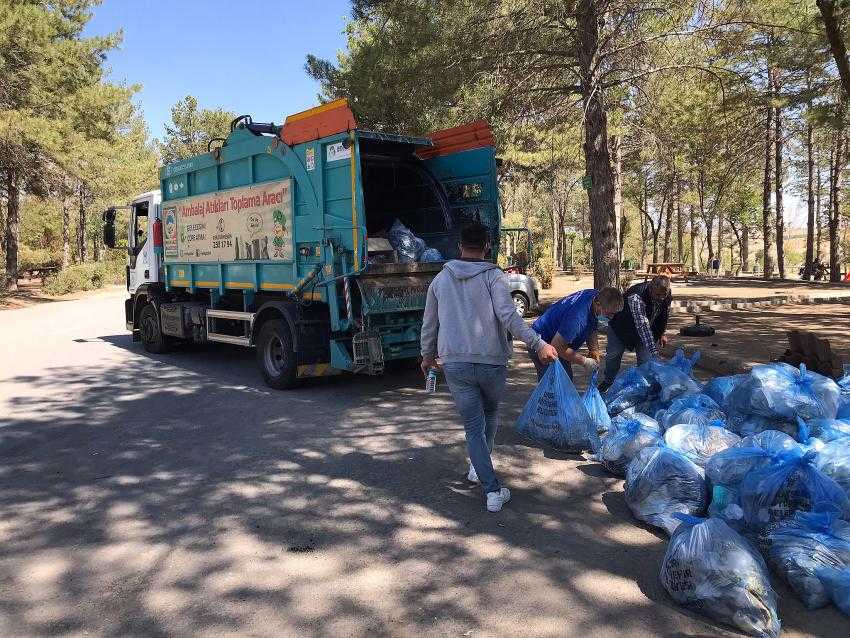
left=158, top=96, right=236, bottom=164
left=43, top=261, right=123, bottom=295
left=18, top=246, right=61, bottom=271
left=531, top=254, right=555, bottom=289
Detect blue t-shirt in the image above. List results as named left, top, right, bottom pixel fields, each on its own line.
left=532, top=289, right=598, bottom=348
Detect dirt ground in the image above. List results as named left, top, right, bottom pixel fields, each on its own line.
left=0, top=281, right=125, bottom=310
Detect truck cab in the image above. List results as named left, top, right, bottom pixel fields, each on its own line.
left=104, top=100, right=502, bottom=389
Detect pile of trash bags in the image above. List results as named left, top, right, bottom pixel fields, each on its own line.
left=386, top=219, right=442, bottom=263
left=576, top=353, right=850, bottom=631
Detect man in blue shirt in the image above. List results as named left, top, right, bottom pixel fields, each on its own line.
left=528, top=287, right=624, bottom=380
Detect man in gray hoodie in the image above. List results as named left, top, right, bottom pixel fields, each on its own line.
left=420, top=223, right=558, bottom=512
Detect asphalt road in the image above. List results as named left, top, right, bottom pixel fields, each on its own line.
left=0, top=290, right=846, bottom=637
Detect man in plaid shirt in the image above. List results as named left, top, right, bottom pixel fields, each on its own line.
left=600, top=276, right=672, bottom=392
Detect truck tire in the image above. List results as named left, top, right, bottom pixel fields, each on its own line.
left=511, top=291, right=529, bottom=317
left=257, top=319, right=298, bottom=390
left=139, top=303, right=171, bottom=354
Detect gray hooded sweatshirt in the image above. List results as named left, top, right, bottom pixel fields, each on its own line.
left=420, top=260, right=543, bottom=366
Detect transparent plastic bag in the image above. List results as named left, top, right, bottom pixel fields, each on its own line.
left=815, top=567, right=850, bottom=616
left=660, top=515, right=781, bottom=638
left=837, top=365, right=850, bottom=420
left=655, top=394, right=726, bottom=432
left=806, top=418, right=850, bottom=443
left=515, top=361, right=594, bottom=451
left=670, top=348, right=701, bottom=375
left=639, top=358, right=701, bottom=403
left=727, top=413, right=799, bottom=440
left=706, top=434, right=795, bottom=528
left=703, top=374, right=747, bottom=408
left=419, top=247, right=443, bottom=262
left=625, top=444, right=708, bottom=535
left=663, top=419, right=741, bottom=468
left=582, top=372, right=609, bottom=452
left=761, top=512, right=850, bottom=609
left=387, top=219, right=426, bottom=263
left=598, top=415, right=662, bottom=476
left=739, top=449, right=850, bottom=531
left=604, top=367, right=653, bottom=416
left=726, top=363, right=840, bottom=422
left=813, top=439, right=850, bottom=502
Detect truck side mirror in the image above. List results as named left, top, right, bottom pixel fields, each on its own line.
left=102, top=208, right=117, bottom=249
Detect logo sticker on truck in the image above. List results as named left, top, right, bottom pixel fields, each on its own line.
left=326, top=142, right=351, bottom=162
left=163, top=180, right=295, bottom=263
left=305, top=146, right=315, bottom=171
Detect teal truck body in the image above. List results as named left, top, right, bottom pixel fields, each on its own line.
left=104, top=100, right=501, bottom=388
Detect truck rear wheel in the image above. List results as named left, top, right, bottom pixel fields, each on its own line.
left=139, top=304, right=171, bottom=354
left=257, top=319, right=298, bottom=390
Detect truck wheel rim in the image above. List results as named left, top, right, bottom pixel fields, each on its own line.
left=264, top=336, right=285, bottom=375
left=514, top=296, right=526, bottom=315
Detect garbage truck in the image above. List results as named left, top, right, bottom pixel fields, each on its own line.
left=103, top=99, right=501, bottom=389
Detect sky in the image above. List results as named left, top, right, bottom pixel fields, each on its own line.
left=84, top=0, right=352, bottom=140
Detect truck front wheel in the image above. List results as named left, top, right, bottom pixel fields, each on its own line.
left=139, top=304, right=171, bottom=354
left=257, top=319, right=298, bottom=390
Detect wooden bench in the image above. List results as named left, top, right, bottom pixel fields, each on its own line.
left=644, top=262, right=688, bottom=281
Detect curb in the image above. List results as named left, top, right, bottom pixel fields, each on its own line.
left=669, top=293, right=850, bottom=315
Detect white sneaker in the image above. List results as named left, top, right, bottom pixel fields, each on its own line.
left=486, top=487, right=511, bottom=512
left=467, top=462, right=479, bottom=483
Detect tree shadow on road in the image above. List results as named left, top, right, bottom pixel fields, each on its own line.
left=0, top=335, right=844, bottom=636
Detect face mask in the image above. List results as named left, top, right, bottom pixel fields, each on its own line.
left=596, top=315, right=610, bottom=329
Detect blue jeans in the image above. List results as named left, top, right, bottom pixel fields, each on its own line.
left=442, top=362, right=507, bottom=495
left=603, top=329, right=652, bottom=388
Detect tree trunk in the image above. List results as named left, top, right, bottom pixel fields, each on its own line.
left=830, top=127, right=843, bottom=282
left=638, top=178, right=648, bottom=267
left=77, top=185, right=87, bottom=263
left=717, top=214, right=724, bottom=272
left=577, top=0, right=619, bottom=288
left=62, top=194, right=71, bottom=270
left=816, top=145, right=823, bottom=261
left=610, top=135, right=623, bottom=266
left=804, top=118, right=816, bottom=279
left=689, top=204, right=697, bottom=272
left=775, top=101, right=786, bottom=279
left=742, top=227, right=750, bottom=271
left=4, top=169, right=20, bottom=291
left=676, top=175, right=684, bottom=262
left=762, top=90, right=775, bottom=278
left=663, top=183, right=673, bottom=262
left=817, top=1, right=850, bottom=101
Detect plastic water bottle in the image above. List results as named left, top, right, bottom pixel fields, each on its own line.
left=426, top=368, right=438, bottom=393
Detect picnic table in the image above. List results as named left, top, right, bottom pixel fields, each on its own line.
left=644, top=262, right=689, bottom=281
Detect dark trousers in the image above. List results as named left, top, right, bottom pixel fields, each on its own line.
left=527, top=347, right=573, bottom=382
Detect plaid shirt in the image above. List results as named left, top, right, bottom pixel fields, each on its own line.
left=628, top=293, right=659, bottom=358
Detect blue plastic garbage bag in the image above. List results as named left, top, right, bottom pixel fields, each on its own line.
left=419, top=247, right=443, bottom=262
left=660, top=515, right=781, bottom=638
left=387, top=219, right=426, bottom=263
left=656, top=394, right=726, bottom=431
left=706, top=434, right=795, bottom=528
left=813, top=439, right=850, bottom=501
left=670, top=348, right=701, bottom=375
left=639, top=358, right=701, bottom=403
left=664, top=419, right=741, bottom=468
left=727, top=413, right=799, bottom=440
left=515, top=361, right=594, bottom=451
left=704, top=374, right=747, bottom=408
left=739, top=449, right=850, bottom=531
left=604, top=367, right=652, bottom=416
left=582, top=372, right=609, bottom=452
left=838, top=366, right=850, bottom=420
left=816, top=567, right=850, bottom=616
left=806, top=418, right=850, bottom=443
left=598, top=415, right=662, bottom=476
left=726, top=363, right=841, bottom=422
left=761, top=512, right=850, bottom=609
left=625, top=444, right=708, bottom=535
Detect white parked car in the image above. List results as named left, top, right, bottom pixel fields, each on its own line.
left=505, top=271, right=540, bottom=316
